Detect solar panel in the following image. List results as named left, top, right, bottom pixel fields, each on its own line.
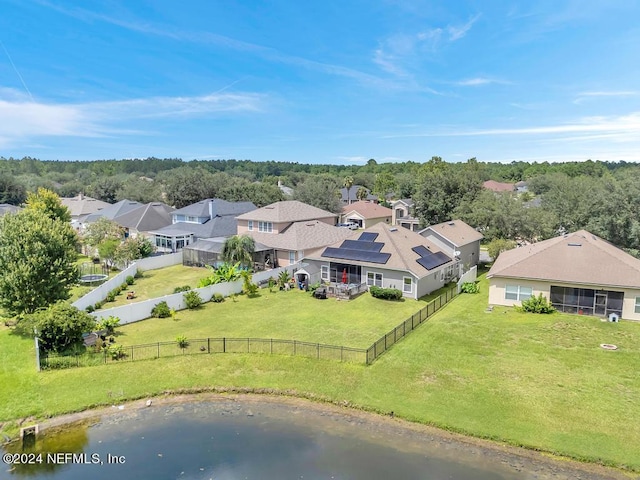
left=416, top=251, right=451, bottom=270
left=358, top=232, right=379, bottom=242
left=341, top=240, right=384, bottom=252
left=322, top=247, right=391, bottom=264
left=411, top=245, right=430, bottom=257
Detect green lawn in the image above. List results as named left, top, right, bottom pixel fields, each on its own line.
left=118, top=288, right=429, bottom=348
left=98, top=264, right=207, bottom=308
left=1, top=275, right=639, bottom=472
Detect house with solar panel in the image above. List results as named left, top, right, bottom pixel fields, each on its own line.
left=302, top=223, right=459, bottom=299
left=419, top=219, right=483, bottom=269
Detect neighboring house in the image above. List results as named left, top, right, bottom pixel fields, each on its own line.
left=487, top=230, right=640, bottom=320
left=0, top=204, right=21, bottom=216
left=84, top=199, right=143, bottom=223
left=183, top=236, right=274, bottom=269
left=340, top=185, right=377, bottom=205
left=483, top=180, right=515, bottom=193
left=419, top=219, right=483, bottom=269
left=341, top=200, right=392, bottom=229
left=113, top=202, right=174, bottom=239
left=515, top=181, right=528, bottom=193
left=61, top=193, right=110, bottom=228
left=304, top=223, right=459, bottom=299
left=150, top=198, right=256, bottom=253
left=391, top=198, right=420, bottom=232
left=236, top=200, right=341, bottom=266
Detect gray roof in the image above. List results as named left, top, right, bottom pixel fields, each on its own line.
left=236, top=200, right=336, bottom=223
left=85, top=199, right=143, bottom=222
left=61, top=194, right=110, bottom=217
left=0, top=204, right=21, bottom=216
left=340, top=185, right=377, bottom=203
left=151, top=215, right=240, bottom=239
left=172, top=198, right=256, bottom=218
left=114, top=202, right=174, bottom=233
left=185, top=237, right=272, bottom=254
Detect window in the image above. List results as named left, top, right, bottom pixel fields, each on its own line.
left=248, top=220, right=253, bottom=231
left=635, top=297, right=640, bottom=314
left=259, top=221, right=273, bottom=233
left=403, top=277, right=412, bottom=293
left=289, top=251, right=296, bottom=264
left=367, top=272, right=382, bottom=287
left=321, top=266, right=329, bottom=281
left=505, top=285, right=532, bottom=301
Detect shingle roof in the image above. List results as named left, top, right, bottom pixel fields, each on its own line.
left=342, top=201, right=392, bottom=219
left=114, top=202, right=174, bottom=233
left=421, top=219, right=483, bottom=247
left=150, top=215, right=241, bottom=239
left=236, top=201, right=336, bottom=223
left=246, top=220, right=353, bottom=251
left=172, top=198, right=256, bottom=218
left=340, top=185, right=377, bottom=203
left=487, top=230, right=640, bottom=289
left=483, top=180, right=515, bottom=192
left=309, top=223, right=453, bottom=278
left=85, top=199, right=143, bottom=222
left=61, top=194, right=110, bottom=217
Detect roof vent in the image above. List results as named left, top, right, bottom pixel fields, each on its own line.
left=568, top=243, right=582, bottom=247
left=390, top=227, right=398, bottom=232
left=448, top=222, right=455, bottom=226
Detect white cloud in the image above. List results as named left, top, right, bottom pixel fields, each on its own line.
left=447, top=14, right=481, bottom=41
left=0, top=88, right=266, bottom=147
left=455, top=77, right=510, bottom=86
left=573, top=90, right=639, bottom=104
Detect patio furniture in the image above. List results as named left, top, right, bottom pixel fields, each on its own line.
left=313, top=286, right=327, bottom=299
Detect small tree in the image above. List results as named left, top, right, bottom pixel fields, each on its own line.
left=486, top=238, right=517, bottom=261
left=184, top=290, right=203, bottom=309
left=221, top=235, right=255, bottom=269
left=25, top=188, right=71, bottom=223
left=343, top=176, right=354, bottom=204
left=97, top=316, right=120, bottom=335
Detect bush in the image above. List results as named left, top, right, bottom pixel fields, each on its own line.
left=176, top=335, right=189, bottom=349
left=184, top=290, right=203, bottom=309
left=106, top=343, right=126, bottom=360
left=277, top=270, right=291, bottom=290
left=85, top=305, right=95, bottom=313
left=105, top=292, right=116, bottom=303
left=519, top=294, right=556, bottom=314
left=211, top=293, right=224, bottom=303
left=173, top=285, right=191, bottom=293
left=94, top=301, right=104, bottom=310
left=126, top=275, right=135, bottom=285
left=308, top=282, right=321, bottom=294
left=134, top=269, right=143, bottom=278
left=370, top=286, right=403, bottom=301
left=460, top=281, right=480, bottom=294
left=120, top=282, right=128, bottom=292
left=98, top=315, right=120, bottom=335
left=151, top=301, right=171, bottom=318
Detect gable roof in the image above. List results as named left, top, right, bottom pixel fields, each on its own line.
left=172, top=198, right=256, bottom=218
left=61, top=194, right=110, bottom=217
left=114, top=202, right=174, bottom=232
left=310, top=223, right=453, bottom=278
left=342, top=200, right=392, bottom=219
left=236, top=200, right=336, bottom=223
left=421, top=219, right=483, bottom=247
left=84, top=199, right=143, bottom=222
left=246, top=220, right=353, bottom=251
left=483, top=180, right=515, bottom=192
left=391, top=198, right=414, bottom=208
left=150, top=215, right=244, bottom=239
left=340, top=185, right=377, bottom=203
left=487, top=230, right=640, bottom=289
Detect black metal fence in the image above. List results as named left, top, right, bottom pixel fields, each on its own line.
left=40, top=286, right=457, bottom=370
left=365, top=286, right=457, bottom=364
left=39, top=337, right=367, bottom=370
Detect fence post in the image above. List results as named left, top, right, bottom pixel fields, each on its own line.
left=341, top=346, right=343, bottom=362
left=247, top=338, right=250, bottom=353
left=223, top=337, right=226, bottom=353
left=270, top=338, right=273, bottom=354
left=207, top=338, right=210, bottom=354
left=157, top=342, right=160, bottom=359
left=384, top=334, right=387, bottom=350
left=294, top=340, right=297, bottom=356
left=317, top=343, right=320, bottom=359
left=104, top=349, right=107, bottom=364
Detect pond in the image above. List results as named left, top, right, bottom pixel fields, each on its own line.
left=1, top=397, right=615, bottom=480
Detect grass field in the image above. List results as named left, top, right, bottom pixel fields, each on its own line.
left=1, top=274, right=639, bottom=472
left=98, top=264, right=206, bottom=308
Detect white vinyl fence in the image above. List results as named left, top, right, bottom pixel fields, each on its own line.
left=72, top=252, right=183, bottom=311
left=89, top=262, right=303, bottom=324
left=457, top=265, right=478, bottom=293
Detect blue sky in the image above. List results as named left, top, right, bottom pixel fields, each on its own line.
left=1, top=1, right=640, bottom=164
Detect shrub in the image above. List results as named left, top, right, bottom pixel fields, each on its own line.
left=106, top=343, right=126, bottom=360
left=94, top=301, right=104, bottom=310
left=151, top=301, right=171, bottom=318
left=267, top=277, right=276, bottom=292
left=519, top=293, right=556, bottom=314
left=173, top=285, right=191, bottom=293
left=98, top=315, right=120, bottom=335
left=308, top=282, right=321, bottom=294
left=176, top=335, right=189, bottom=349
left=370, top=286, right=403, bottom=301
left=85, top=305, right=95, bottom=313
left=134, top=269, right=144, bottom=278
left=120, top=282, right=128, bottom=292
left=184, top=290, right=203, bottom=309
left=277, top=270, right=291, bottom=290
left=105, top=292, right=116, bottom=303
left=126, top=275, right=135, bottom=285
left=211, top=293, right=224, bottom=303
left=460, top=281, right=480, bottom=294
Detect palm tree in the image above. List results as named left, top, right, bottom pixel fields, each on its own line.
left=356, top=186, right=369, bottom=201
left=221, top=235, right=255, bottom=269
left=343, top=176, right=354, bottom=205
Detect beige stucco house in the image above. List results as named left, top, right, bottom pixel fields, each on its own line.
left=487, top=230, right=640, bottom=321
left=341, top=200, right=392, bottom=229
left=236, top=200, right=345, bottom=267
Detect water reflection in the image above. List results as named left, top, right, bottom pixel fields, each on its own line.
left=1, top=400, right=562, bottom=480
